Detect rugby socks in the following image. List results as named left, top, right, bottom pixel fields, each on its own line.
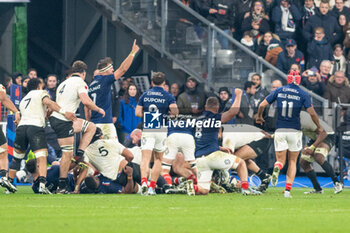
left=162, top=174, right=172, bottom=185
left=274, top=162, right=283, bottom=171
left=241, top=181, right=249, bottom=190
left=0, top=169, right=7, bottom=177
left=321, top=161, right=339, bottom=184
left=141, top=177, right=148, bottom=186
left=285, top=183, right=292, bottom=192
left=149, top=180, right=156, bottom=190
left=187, top=174, right=197, bottom=184
left=58, top=178, right=68, bottom=189
left=76, top=149, right=85, bottom=161
left=256, top=169, right=267, bottom=180
left=305, top=170, right=322, bottom=191
left=193, top=184, right=199, bottom=194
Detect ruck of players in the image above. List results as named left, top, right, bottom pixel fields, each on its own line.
left=0, top=40, right=345, bottom=198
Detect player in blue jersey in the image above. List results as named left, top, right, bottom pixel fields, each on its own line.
left=25, top=160, right=75, bottom=194
left=135, top=72, right=179, bottom=195
left=86, top=39, right=140, bottom=140
left=194, top=91, right=261, bottom=195
left=256, top=71, right=323, bottom=198
left=160, top=115, right=197, bottom=187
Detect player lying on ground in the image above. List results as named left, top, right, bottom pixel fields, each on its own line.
left=257, top=71, right=323, bottom=198
left=49, top=61, right=105, bottom=194
left=194, top=92, right=261, bottom=195
left=222, top=124, right=273, bottom=192
left=299, top=111, right=343, bottom=194
left=9, top=78, right=76, bottom=194
left=0, top=84, right=20, bottom=193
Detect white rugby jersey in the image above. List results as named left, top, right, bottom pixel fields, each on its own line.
left=300, top=111, right=334, bottom=140
left=51, top=76, right=88, bottom=121
left=222, top=124, right=265, bottom=151
left=19, top=90, right=49, bottom=128
left=84, top=139, right=125, bottom=180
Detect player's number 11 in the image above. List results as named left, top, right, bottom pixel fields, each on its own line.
left=281, top=100, right=293, bottom=118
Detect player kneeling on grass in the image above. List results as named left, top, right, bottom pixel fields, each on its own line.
left=194, top=93, right=261, bottom=195
left=9, top=78, right=76, bottom=194
left=25, top=159, right=77, bottom=193
left=299, top=111, right=342, bottom=194
left=0, top=83, right=20, bottom=193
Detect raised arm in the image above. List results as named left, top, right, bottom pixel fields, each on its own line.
left=114, top=39, right=140, bottom=80
left=221, top=88, right=242, bottom=123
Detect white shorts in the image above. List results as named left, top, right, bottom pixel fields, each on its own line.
left=196, top=151, right=241, bottom=190
left=163, top=133, right=195, bottom=161
left=274, top=128, right=302, bottom=152
left=96, top=123, right=118, bottom=140
left=141, top=132, right=167, bottom=152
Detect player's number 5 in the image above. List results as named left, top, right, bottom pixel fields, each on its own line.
left=99, top=146, right=109, bottom=156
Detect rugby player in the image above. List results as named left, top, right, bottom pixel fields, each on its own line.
left=25, top=160, right=75, bottom=194
left=9, top=78, right=76, bottom=194
left=222, top=124, right=272, bottom=192
left=161, top=115, right=197, bottom=186
left=257, top=71, right=323, bottom=198
left=299, top=111, right=343, bottom=194
left=49, top=61, right=105, bottom=193
left=135, top=72, right=178, bottom=195
left=0, top=84, right=20, bottom=192
left=194, top=92, right=261, bottom=195
left=86, top=40, right=140, bottom=139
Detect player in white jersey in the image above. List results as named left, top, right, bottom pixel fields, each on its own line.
left=222, top=124, right=272, bottom=192
left=0, top=84, right=20, bottom=193
left=299, top=111, right=343, bottom=194
left=8, top=79, right=76, bottom=194
left=49, top=61, right=105, bottom=193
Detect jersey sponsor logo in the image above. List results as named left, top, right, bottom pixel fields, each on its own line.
left=224, top=159, right=231, bottom=165
left=144, top=111, right=162, bottom=129
left=89, top=84, right=101, bottom=92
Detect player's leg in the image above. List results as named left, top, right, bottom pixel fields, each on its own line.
left=195, top=156, right=212, bottom=195
left=181, top=134, right=197, bottom=182
left=149, top=150, right=164, bottom=195
left=57, top=136, right=74, bottom=193
left=0, top=142, right=17, bottom=193
left=271, top=129, right=288, bottom=186
left=161, top=134, right=177, bottom=185
left=283, top=130, right=302, bottom=198
left=73, top=119, right=97, bottom=159
left=140, top=133, right=155, bottom=195
left=313, top=143, right=342, bottom=194
left=300, top=150, right=323, bottom=194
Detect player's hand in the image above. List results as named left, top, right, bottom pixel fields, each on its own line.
left=302, top=146, right=314, bottom=156
left=234, top=88, right=242, bottom=96
left=209, top=8, right=217, bottom=14
left=220, top=146, right=234, bottom=154
left=261, top=130, right=272, bottom=139
left=14, top=112, right=21, bottom=125
left=98, top=108, right=105, bottom=117
left=131, top=39, right=140, bottom=54
left=64, top=112, right=77, bottom=121
left=124, top=165, right=133, bottom=176
left=256, top=116, right=265, bottom=125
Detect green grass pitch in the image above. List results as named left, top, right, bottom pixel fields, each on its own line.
left=0, top=186, right=349, bottom=233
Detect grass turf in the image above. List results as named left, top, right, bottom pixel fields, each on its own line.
left=0, top=186, right=349, bottom=233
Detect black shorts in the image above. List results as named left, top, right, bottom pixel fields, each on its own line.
left=14, top=125, right=47, bottom=152
left=0, top=128, right=6, bottom=146
left=247, top=138, right=273, bottom=157
left=308, top=134, right=335, bottom=149
left=49, top=116, right=74, bottom=139
left=116, top=162, right=141, bottom=186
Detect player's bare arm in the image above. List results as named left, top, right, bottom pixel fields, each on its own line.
left=42, top=96, right=77, bottom=122
left=84, top=106, right=91, bottom=121
left=256, top=99, right=269, bottom=125
left=79, top=92, right=105, bottom=117
left=221, top=88, right=242, bottom=123
left=169, top=103, right=179, bottom=117
left=135, top=105, right=143, bottom=118
left=121, top=165, right=135, bottom=194
left=121, top=148, right=134, bottom=162
left=114, top=39, right=140, bottom=80
left=73, top=162, right=89, bottom=194
left=0, top=91, right=20, bottom=124
left=306, top=107, right=323, bottom=133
